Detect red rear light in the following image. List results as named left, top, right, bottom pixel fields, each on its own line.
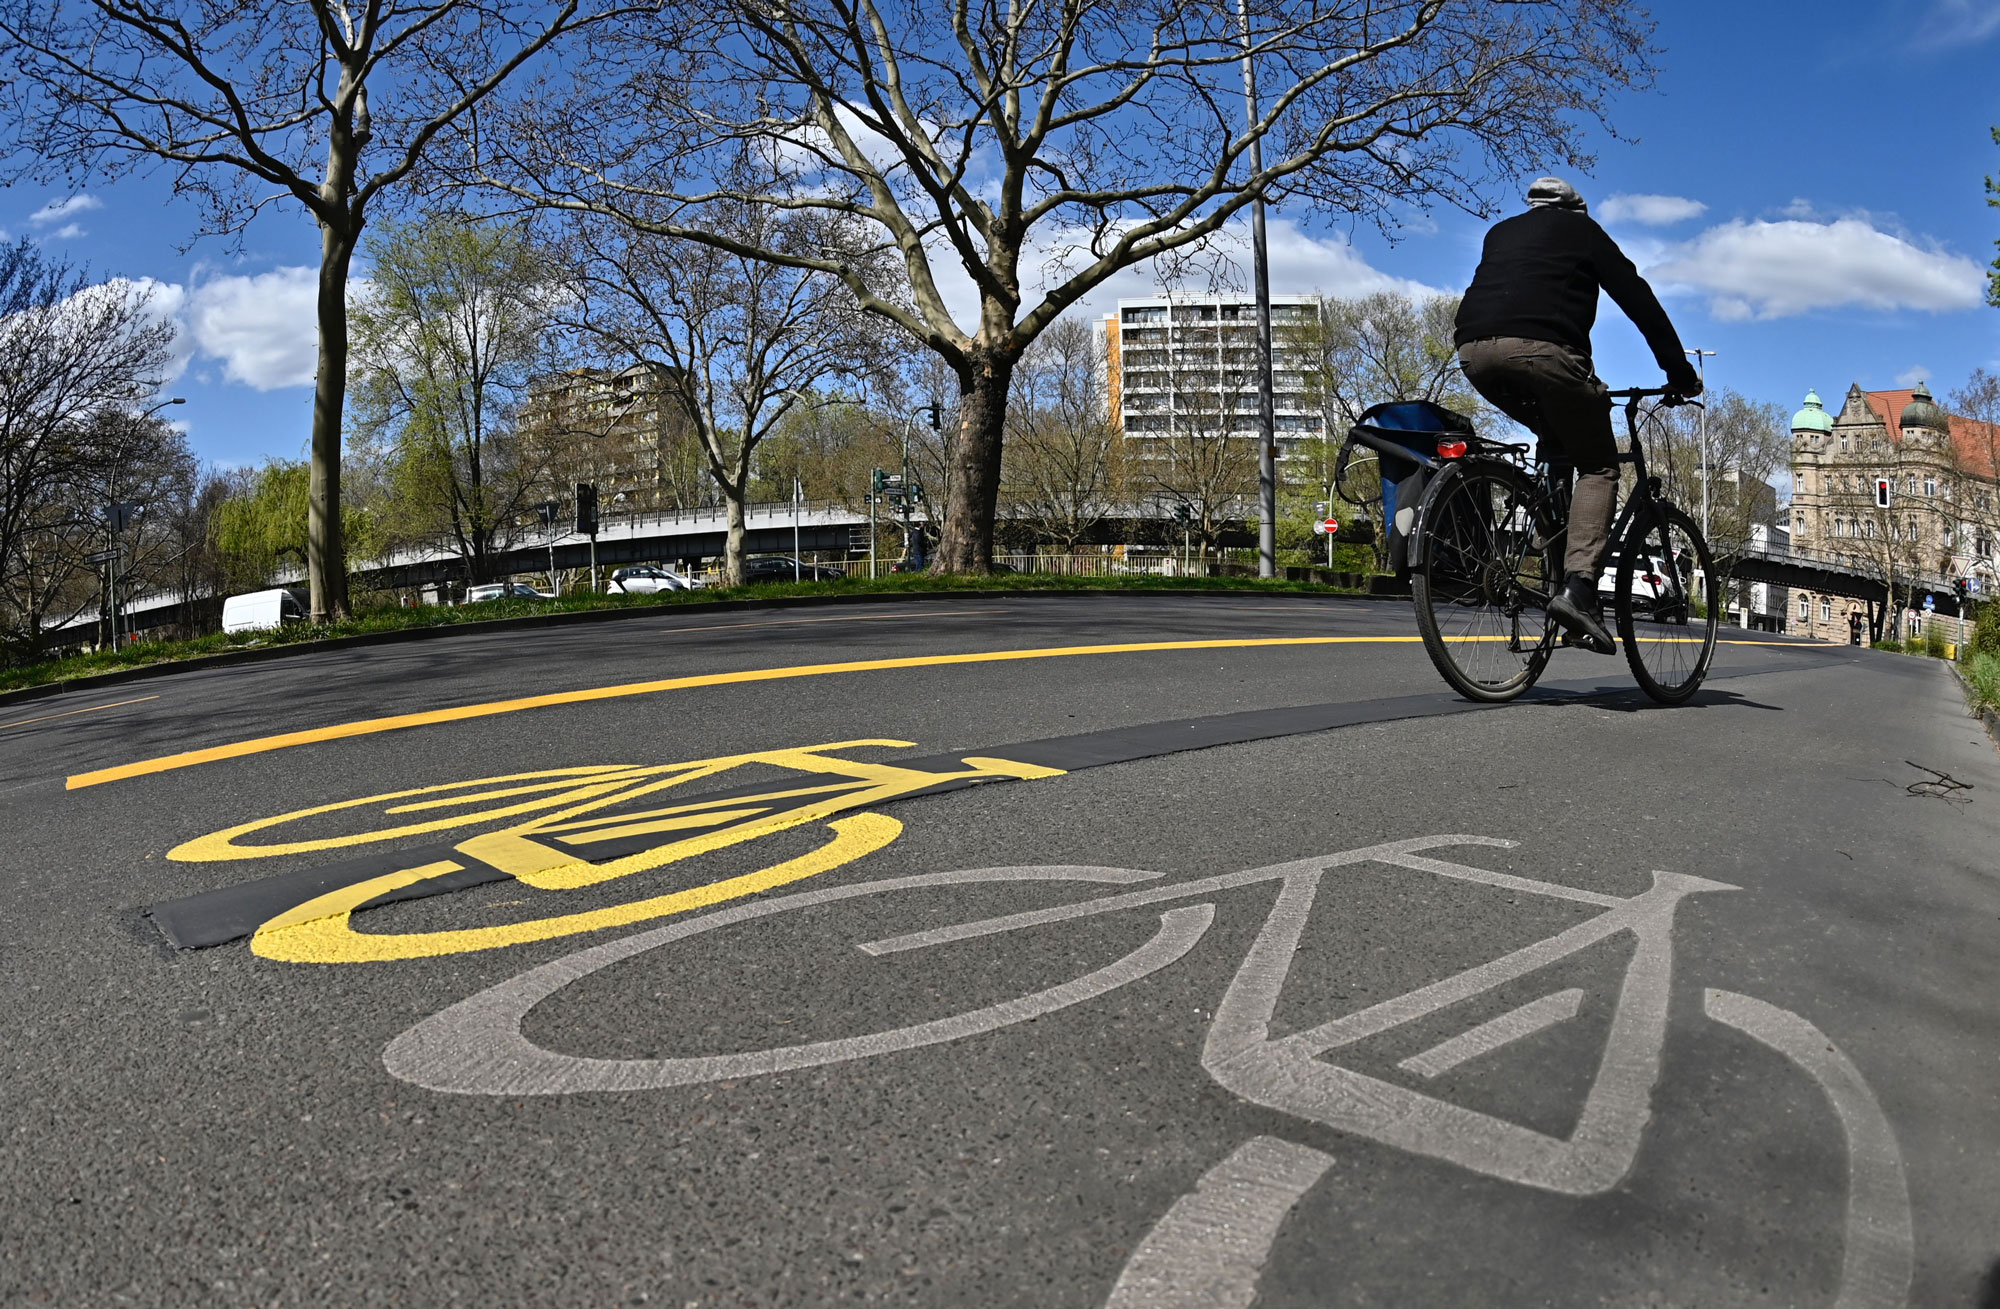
left=1437, top=439, right=1467, bottom=459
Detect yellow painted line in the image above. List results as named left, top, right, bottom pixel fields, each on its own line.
left=0, top=695, right=158, bottom=733
left=67, top=637, right=1425, bottom=790
left=67, top=632, right=1820, bottom=791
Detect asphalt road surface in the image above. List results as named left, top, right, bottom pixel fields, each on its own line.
left=4, top=592, right=1997, bottom=1307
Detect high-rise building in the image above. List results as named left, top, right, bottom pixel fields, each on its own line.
left=1101, top=294, right=1323, bottom=456
left=519, top=363, right=708, bottom=512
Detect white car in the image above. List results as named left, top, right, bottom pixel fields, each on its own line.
left=609, top=565, right=699, bottom=594
left=464, top=582, right=555, bottom=603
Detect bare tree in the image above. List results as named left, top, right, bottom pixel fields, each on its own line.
left=559, top=199, right=894, bottom=583
left=0, top=241, right=178, bottom=656
left=1003, top=318, right=1121, bottom=553
left=1140, top=385, right=1257, bottom=565
left=1299, top=291, right=1481, bottom=567
left=466, top=0, right=1654, bottom=571
left=1937, top=370, right=2000, bottom=600
left=0, top=0, right=643, bottom=620
left=349, top=216, right=555, bottom=584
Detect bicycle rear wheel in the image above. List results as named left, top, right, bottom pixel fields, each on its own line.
left=1613, top=502, right=1719, bottom=704
left=1412, top=461, right=1556, bottom=702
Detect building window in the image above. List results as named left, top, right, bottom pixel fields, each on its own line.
left=1979, top=532, right=1994, bottom=559
left=1799, top=595, right=1811, bottom=621
left=1821, top=599, right=1831, bottom=621
left=1924, top=477, right=1937, bottom=497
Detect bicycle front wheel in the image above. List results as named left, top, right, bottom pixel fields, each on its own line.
left=1614, top=503, right=1719, bottom=704
left=1412, top=461, right=1556, bottom=703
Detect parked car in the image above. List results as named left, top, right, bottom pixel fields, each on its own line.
left=464, top=582, right=555, bottom=604
left=221, top=587, right=307, bottom=633
left=742, top=556, right=846, bottom=583
left=609, top=565, right=698, bottom=594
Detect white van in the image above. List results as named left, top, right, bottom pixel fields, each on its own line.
left=222, top=587, right=307, bottom=634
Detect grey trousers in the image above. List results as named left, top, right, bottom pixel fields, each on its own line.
left=1457, top=337, right=1618, bottom=579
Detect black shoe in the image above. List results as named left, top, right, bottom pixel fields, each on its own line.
left=1548, top=574, right=1615, bottom=655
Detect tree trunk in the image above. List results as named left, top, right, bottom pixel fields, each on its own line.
left=724, top=492, right=747, bottom=586
left=936, top=346, right=1015, bottom=574
left=308, top=221, right=356, bottom=622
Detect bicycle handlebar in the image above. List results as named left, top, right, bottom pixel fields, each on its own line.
left=1606, top=386, right=1702, bottom=407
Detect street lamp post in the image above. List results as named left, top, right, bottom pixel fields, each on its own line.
left=1240, top=0, right=1277, bottom=579
left=1685, top=348, right=1716, bottom=538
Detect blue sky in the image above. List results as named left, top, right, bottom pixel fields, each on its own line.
left=7, top=0, right=1999, bottom=471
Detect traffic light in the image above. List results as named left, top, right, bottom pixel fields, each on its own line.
left=1875, top=477, right=1892, bottom=509
left=1955, top=578, right=1970, bottom=599
left=535, top=500, right=560, bottom=529
left=871, top=469, right=885, bottom=493
left=574, top=482, right=598, bottom=536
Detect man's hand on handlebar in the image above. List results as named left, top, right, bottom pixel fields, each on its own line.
left=1665, top=363, right=1703, bottom=401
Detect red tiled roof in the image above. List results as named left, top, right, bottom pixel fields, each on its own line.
left=1862, top=389, right=2000, bottom=480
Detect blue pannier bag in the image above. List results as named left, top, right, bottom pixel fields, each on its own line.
left=1348, top=401, right=1475, bottom=576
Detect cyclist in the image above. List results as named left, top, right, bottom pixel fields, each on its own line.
left=1454, top=177, right=1702, bottom=653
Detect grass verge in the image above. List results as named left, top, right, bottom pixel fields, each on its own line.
left=1961, top=651, right=2000, bottom=716
left=3, top=571, right=1372, bottom=696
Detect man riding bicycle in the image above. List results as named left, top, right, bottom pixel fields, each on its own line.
left=1454, top=177, right=1702, bottom=654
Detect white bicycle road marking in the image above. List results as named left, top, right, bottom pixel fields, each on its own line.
left=382, top=834, right=1913, bottom=1308
left=1101, top=1136, right=1335, bottom=1309
left=1705, top=990, right=1913, bottom=1309
left=1398, top=988, right=1585, bottom=1079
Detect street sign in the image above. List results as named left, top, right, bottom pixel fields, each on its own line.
left=83, top=548, right=118, bottom=566
left=1923, top=594, right=1935, bottom=611
left=1312, top=517, right=1340, bottom=536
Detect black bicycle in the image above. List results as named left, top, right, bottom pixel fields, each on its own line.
left=1341, top=387, right=1719, bottom=705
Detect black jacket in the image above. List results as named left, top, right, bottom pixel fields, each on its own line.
left=1454, top=208, right=1690, bottom=378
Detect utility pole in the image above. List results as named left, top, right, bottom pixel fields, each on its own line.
left=1240, top=0, right=1277, bottom=579
left=1686, top=348, right=1717, bottom=539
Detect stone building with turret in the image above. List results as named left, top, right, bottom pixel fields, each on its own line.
left=1787, top=382, right=1999, bottom=641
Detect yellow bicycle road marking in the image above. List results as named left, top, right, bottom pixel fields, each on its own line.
left=250, top=813, right=902, bottom=963
left=67, top=635, right=1814, bottom=791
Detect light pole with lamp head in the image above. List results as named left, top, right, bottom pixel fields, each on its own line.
left=1239, top=0, right=1277, bottom=579
left=1685, top=348, right=1716, bottom=538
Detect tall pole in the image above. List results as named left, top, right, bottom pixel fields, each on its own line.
left=1686, top=348, right=1716, bottom=539
left=1240, top=0, right=1277, bottom=579
left=793, top=476, right=801, bottom=581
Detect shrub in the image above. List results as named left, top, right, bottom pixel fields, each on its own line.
left=1926, top=623, right=1949, bottom=658
left=1970, top=603, right=2000, bottom=659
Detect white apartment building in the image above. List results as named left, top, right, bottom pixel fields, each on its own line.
left=1102, top=294, right=1322, bottom=456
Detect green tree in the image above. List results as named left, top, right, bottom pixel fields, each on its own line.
left=349, top=218, right=555, bottom=585
left=1988, top=127, right=2000, bottom=308
left=214, top=459, right=374, bottom=593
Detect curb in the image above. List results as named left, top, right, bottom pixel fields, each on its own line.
left=1, top=583, right=1396, bottom=709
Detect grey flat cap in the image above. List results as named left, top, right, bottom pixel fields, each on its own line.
left=1526, top=177, right=1587, bottom=213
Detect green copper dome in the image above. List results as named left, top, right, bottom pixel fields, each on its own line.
left=1900, top=382, right=1949, bottom=433
left=1791, top=388, right=1834, bottom=434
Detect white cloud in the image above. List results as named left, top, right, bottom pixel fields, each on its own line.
left=1896, top=365, right=1932, bottom=387
left=1915, top=0, right=2000, bottom=47
left=927, top=218, right=1441, bottom=336
left=184, top=267, right=321, bottom=389
left=28, top=194, right=102, bottom=227
left=1599, top=193, right=1707, bottom=227
left=1647, top=218, right=1985, bottom=320
left=48, top=223, right=85, bottom=241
